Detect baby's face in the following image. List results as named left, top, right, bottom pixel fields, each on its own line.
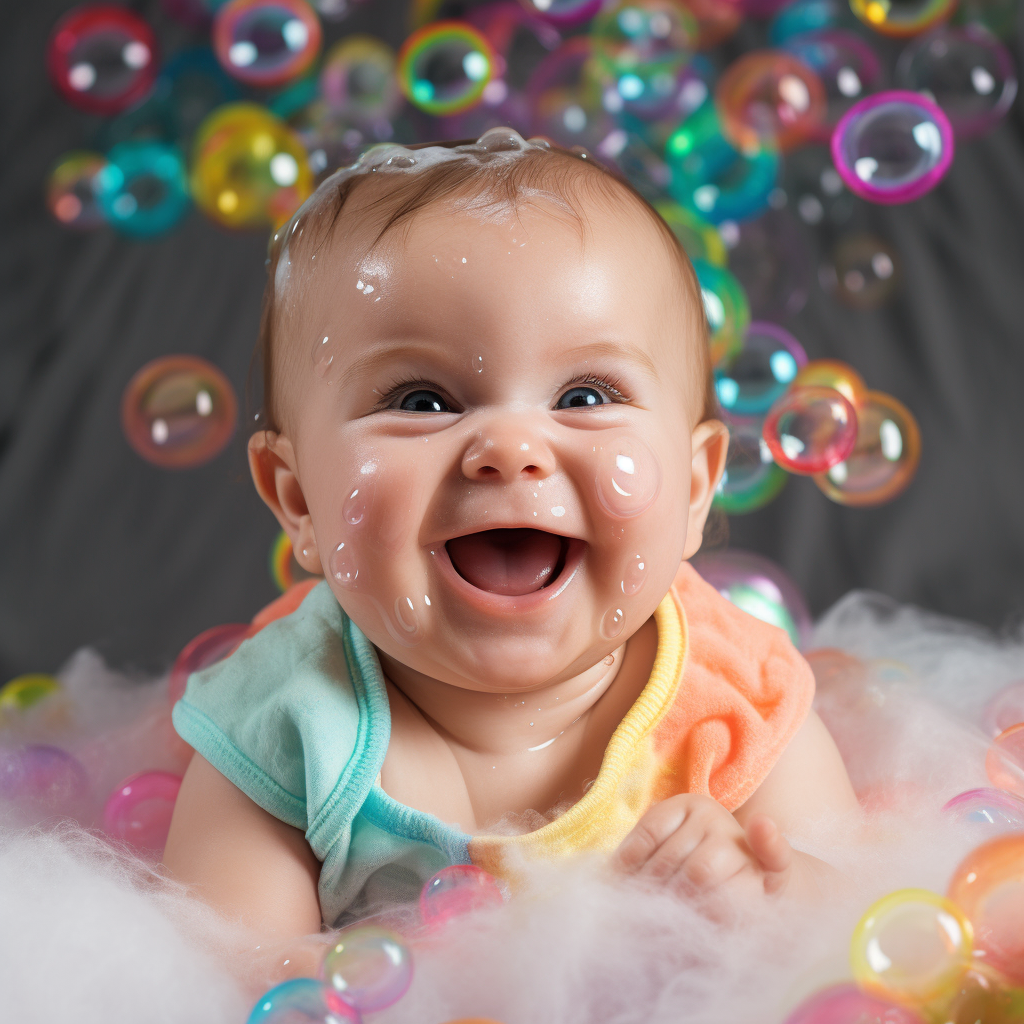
left=260, top=190, right=722, bottom=692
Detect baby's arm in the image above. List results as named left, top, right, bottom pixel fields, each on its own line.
left=164, top=754, right=325, bottom=986
left=614, top=710, right=859, bottom=904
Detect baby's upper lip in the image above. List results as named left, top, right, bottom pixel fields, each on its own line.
left=432, top=517, right=585, bottom=545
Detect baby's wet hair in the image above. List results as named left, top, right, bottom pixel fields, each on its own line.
left=251, top=128, right=718, bottom=435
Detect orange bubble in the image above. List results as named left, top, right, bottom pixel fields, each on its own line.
left=792, top=359, right=868, bottom=409
left=987, top=723, right=1024, bottom=798
left=948, top=834, right=1024, bottom=985
left=121, top=355, right=237, bottom=469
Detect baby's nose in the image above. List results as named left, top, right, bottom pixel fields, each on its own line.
left=461, top=417, right=557, bottom=482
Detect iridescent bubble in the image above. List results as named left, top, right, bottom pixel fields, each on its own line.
left=321, top=35, right=401, bottom=121
left=850, top=0, right=956, bottom=37
left=762, top=385, right=858, bottom=475
left=691, top=549, right=811, bottom=647
left=47, top=152, right=108, bottom=229
left=0, top=745, right=89, bottom=814
left=246, top=978, right=360, bottom=1024
left=102, top=770, right=182, bottom=855
left=590, top=0, right=697, bottom=119
left=398, top=21, right=495, bottom=116
left=987, top=723, right=1024, bottom=798
left=665, top=101, right=780, bottom=223
left=783, top=29, right=885, bottom=140
left=169, top=622, right=249, bottom=704
left=947, top=834, right=1024, bottom=985
left=655, top=201, right=727, bottom=265
left=47, top=5, right=159, bottom=115
left=716, top=50, right=827, bottom=152
left=831, top=90, right=954, bottom=204
left=850, top=889, right=973, bottom=1003
left=192, top=103, right=312, bottom=228
left=678, top=0, right=740, bottom=49
left=792, top=358, right=868, bottom=408
left=714, top=321, right=808, bottom=419
left=693, top=259, right=750, bottom=367
left=121, top=354, right=238, bottom=469
left=0, top=674, right=61, bottom=714
left=769, top=0, right=857, bottom=43
left=982, top=680, right=1024, bottom=737
left=519, top=0, right=604, bottom=28
left=782, top=984, right=927, bottom=1024
left=321, top=925, right=413, bottom=1012
left=826, top=233, right=900, bottom=309
left=943, top=788, right=1024, bottom=834
left=713, top=416, right=788, bottom=514
left=813, top=390, right=921, bottom=506
left=213, top=0, right=322, bottom=87
left=895, top=25, right=1017, bottom=140
left=93, top=141, right=190, bottom=237
left=420, top=865, right=504, bottom=927
left=594, top=435, right=662, bottom=519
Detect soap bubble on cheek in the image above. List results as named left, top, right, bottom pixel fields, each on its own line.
left=369, top=595, right=426, bottom=648
left=594, top=435, right=662, bottom=519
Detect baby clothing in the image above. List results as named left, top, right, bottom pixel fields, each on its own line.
left=172, top=562, right=814, bottom=926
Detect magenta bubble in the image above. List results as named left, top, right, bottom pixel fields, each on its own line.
left=0, top=745, right=89, bottom=813
left=783, top=983, right=927, bottom=1024
left=103, top=770, right=183, bottom=854
left=169, top=622, right=249, bottom=705
left=943, top=787, right=1024, bottom=834
left=831, top=90, right=955, bottom=204
left=982, top=680, right=1024, bottom=737
left=762, top=385, right=858, bottom=475
left=420, top=864, right=504, bottom=927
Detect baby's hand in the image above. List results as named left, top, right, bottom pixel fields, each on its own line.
left=612, top=794, right=794, bottom=905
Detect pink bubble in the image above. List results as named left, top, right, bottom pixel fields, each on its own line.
left=943, top=788, right=1024, bottom=834
left=0, top=745, right=89, bottom=814
left=169, top=622, right=249, bottom=705
left=783, top=983, right=927, bottom=1024
left=420, top=864, right=504, bottom=927
left=103, top=770, right=182, bottom=855
left=762, top=385, right=858, bottom=475
left=594, top=436, right=661, bottom=519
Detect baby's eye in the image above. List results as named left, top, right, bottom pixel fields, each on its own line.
left=556, top=386, right=610, bottom=409
left=398, top=389, right=450, bottom=413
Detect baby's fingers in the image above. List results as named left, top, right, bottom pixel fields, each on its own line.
left=670, top=834, right=750, bottom=895
left=613, top=796, right=695, bottom=872
left=745, top=814, right=793, bottom=889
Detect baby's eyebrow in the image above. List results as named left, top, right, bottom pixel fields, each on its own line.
left=561, top=341, right=659, bottom=378
left=342, top=341, right=446, bottom=385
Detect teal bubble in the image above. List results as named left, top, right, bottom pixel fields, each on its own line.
left=96, top=141, right=190, bottom=238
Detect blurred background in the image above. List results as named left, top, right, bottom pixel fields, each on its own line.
left=2, top=0, right=1024, bottom=682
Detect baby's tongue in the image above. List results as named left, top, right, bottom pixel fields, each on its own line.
left=446, top=529, right=562, bottom=597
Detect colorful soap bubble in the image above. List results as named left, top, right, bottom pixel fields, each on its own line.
left=519, top=0, right=604, bottom=28
left=213, top=0, right=322, bottom=87
left=943, top=788, right=1024, bottom=834
left=0, top=674, right=61, bottom=714
left=831, top=90, right=954, bottom=204
left=398, top=21, right=495, bottom=116
left=850, top=888, right=974, bottom=1003
left=895, top=25, right=1017, bottom=140
left=948, top=834, right=1024, bottom=985
left=784, top=143, right=856, bottom=228
left=121, top=354, right=238, bottom=469
left=169, top=622, right=249, bottom=705
left=47, top=4, right=159, bottom=115
left=102, top=770, right=182, bottom=855
left=590, top=0, right=697, bottom=119
left=656, top=201, right=727, bottom=265
left=987, top=724, right=1024, bottom=798
left=792, top=358, right=868, bottom=409
left=762, top=386, right=858, bottom=475
left=46, top=152, right=108, bottom=230
left=665, top=101, right=780, bottom=223
left=321, top=925, right=413, bottom=1012
left=0, top=745, right=89, bottom=813
left=716, top=50, right=827, bottom=152
left=850, top=0, right=956, bottom=37
left=691, top=549, right=811, bottom=647
left=714, top=321, right=808, bottom=419
left=321, top=35, right=400, bottom=121
left=782, top=983, right=927, bottom=1024
left=93, top=141, right=190, bottom=238
left=247, top=978, right=360, bottom=1024
left=769, top=0, right=857, bottom=43
left=724, top=210, right=812, bottom=319
left=813, top=390, right=920, bottom=506
left=713, top=416, right=789, bottom=514
left=192, top=103, right=312, bottom=228
left=826, top=233, right=900, bottom=309
left=783, top=30, right=884, bottom=140
left=420, top=865, right=504, bottom=927
left=982, top=680, right=1024, bottom=737
left=678, top=0, right=740, bottom=49
left=693, top=259, right=750, bottom=367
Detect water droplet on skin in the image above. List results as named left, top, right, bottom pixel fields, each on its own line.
left=551, top=506, right=565, bottom=517
left=601, top=607, right=625, bottom=639
left=620, top=555, right=647, bottom=596
left=370, top=596, right=423, bottom=647
left=603, top=654, right=615, bottom=665
left=329, top=542, right=358, bottom=587
left=312, top=335, right=333, bottom=378
left=595, top=436, right=662, bottom=519
left=344, top=487, right=366, bottom=525
left=471, top=355, right=484, bottom=373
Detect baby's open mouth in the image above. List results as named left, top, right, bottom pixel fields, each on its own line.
left=445, top=529, right=570, bottom=597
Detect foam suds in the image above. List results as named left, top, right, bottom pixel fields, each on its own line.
left=1, top=592, right=1023, bottom=1024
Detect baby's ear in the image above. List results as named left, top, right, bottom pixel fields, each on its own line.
left=248, top=432, right=323, bottom=575
left=682, top=419, right=729, bottom=559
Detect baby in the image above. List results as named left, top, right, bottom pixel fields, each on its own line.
left=164, top=128, right=859, bottom=965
